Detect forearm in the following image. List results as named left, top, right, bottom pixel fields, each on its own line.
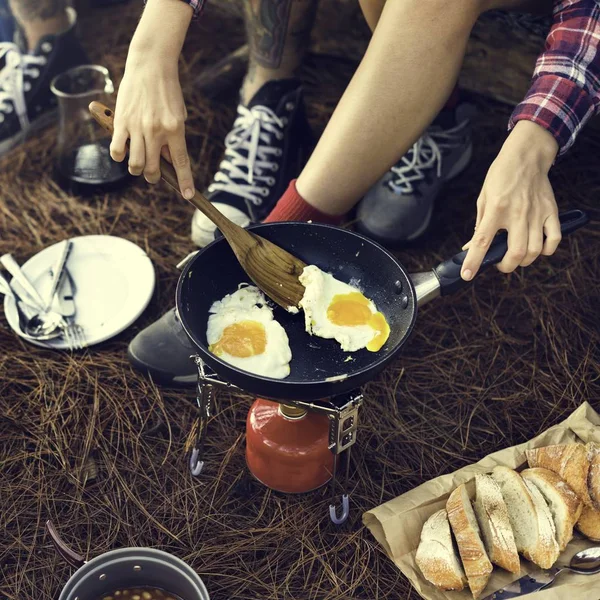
left=128, top=0, right=193, bottom=67
left=297, top=0, right=482, bottom=215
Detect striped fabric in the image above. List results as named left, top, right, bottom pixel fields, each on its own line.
left=182, top=0, right=205, bottom=19
left=510, top=0, right=600, bottom=155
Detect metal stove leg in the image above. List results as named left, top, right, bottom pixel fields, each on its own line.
left=329, top=446, right=351, bottom=525
left=189, top=381, right=215, bottom=477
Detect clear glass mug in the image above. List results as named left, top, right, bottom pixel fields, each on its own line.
left=50, top=65, right=129, bottom=194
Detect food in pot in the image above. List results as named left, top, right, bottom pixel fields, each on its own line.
left=298, top=265, right=390, bottom=352
left=207, top=285, right=292, bottom=379
left=98, top=587, right=183, bottom=600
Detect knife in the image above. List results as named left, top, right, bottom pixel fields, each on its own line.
left=51, top=268, right=76, bottom=318
left=482, top=567, right=562, bottom=599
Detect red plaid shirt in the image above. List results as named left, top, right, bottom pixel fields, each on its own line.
left=183, top=0, right=205, bottom=19
left=510, top=0, right=600, bottom=155
left=182, top=0, right=599, bottom=156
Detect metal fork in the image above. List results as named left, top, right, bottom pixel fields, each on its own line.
left=61, top=320, right=86, bottom=350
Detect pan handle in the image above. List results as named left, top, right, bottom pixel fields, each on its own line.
left=45, top=520, right=86, bottom=568
left=433, top=209, right=589, bottom=296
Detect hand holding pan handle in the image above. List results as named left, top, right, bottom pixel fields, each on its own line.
left=434, top=209, right=590, bottom=296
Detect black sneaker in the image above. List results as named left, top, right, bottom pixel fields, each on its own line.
left=128, top=308, right=198, bottom=387
left=356, top=103, right=475, bottom=245
left=191, top=78, right=313, bottom=247
left=0, top=7, right=88, bottom=157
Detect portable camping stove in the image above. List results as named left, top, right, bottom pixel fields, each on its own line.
left=188, top=356, right=363, bottom=525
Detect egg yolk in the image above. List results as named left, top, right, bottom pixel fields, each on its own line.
left=327, top=292, right=390, bottom=352
left=209, top=320, right=267, bottom=358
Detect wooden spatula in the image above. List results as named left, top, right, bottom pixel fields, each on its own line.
left=89, top=101, right=307, bottom=310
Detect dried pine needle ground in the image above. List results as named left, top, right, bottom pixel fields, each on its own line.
left=1, top=3, right=599, bottom=600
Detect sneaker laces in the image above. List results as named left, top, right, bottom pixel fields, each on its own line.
left=389, top=118, right=470, bottom=194
left=0, top=42, right=47, bottom=128
left=208, top=104, right=285, bottom=206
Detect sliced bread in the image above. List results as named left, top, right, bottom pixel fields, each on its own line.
left=447, top=484, right=493, bottom=598
left=526, top=444, right=592, bottom=506
left=521, top=479, right=560, bottom=568
left=577, top=504, right=600, bottom=541
left=586, top=442, right=600, bottom=510
left=416, top=509, right=467, bottom=591
left=491, top=466, right=558, bottom=568
left=521, top=467, right=583, bottom=551
left=473, top=474, right=520, bottom=574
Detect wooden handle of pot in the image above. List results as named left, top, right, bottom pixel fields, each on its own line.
left=88, top=101, right=241, bottom=239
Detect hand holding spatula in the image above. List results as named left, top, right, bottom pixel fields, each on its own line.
left=89, top=101, right=307, bottom=311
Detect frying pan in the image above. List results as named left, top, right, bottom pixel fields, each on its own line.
left=176, top=210, right=588, bottom=402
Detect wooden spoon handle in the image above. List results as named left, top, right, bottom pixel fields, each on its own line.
left=88, top=101, right=240, bottom=239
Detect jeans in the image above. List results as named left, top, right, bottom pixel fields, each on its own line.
left=0, top=0, right=15, bottom=43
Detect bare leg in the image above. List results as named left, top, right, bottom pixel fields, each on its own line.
left=296, top=0, right=550, bottom=216
left=8, top=0, right=69, bottom=50
left=241, top=0, right=318, bottom=104
left=358, top=0, right=385, bottom=31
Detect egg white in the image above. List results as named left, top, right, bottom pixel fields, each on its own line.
left=207, top=285, right=292, bottom=379
left=299, top=265, right=382, bottom=352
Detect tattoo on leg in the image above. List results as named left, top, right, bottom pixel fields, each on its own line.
left=245, top=0, right=317, bottom=69
left=9, top=0, right=67, bottom=23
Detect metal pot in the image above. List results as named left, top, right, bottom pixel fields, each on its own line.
left=47, top=521, right=210, bottom=600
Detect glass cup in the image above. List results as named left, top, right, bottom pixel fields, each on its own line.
left=50, top=65, right=129, bottom=194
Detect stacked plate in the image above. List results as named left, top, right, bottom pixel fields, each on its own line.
left=2, top=235, right=155, bottom=349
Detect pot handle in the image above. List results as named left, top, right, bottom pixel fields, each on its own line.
left=45, top=520, right=86, bottom=568
left=433, top=209, right=589, bottom=296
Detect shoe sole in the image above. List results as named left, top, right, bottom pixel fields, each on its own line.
left=358, top=141, right=473, bottom=246
left=0, top=109, right=58, bottom=157
left=127, top=347, right=198, bottom=388
left=191, top=209, right=252, bottom=248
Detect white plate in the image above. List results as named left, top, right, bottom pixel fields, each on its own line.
left=4, top=235, right=155, bottom=349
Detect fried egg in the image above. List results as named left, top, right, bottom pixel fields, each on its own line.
left=207, top=285, right=292, bottom=379
left=298, top=265, right=390, bottom=352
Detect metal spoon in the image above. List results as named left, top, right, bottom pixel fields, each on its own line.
left=538, top=546, right=600, bottom=590
left=0, top=272, right=61, bottom=341
left=0, top=253, right=65, bottom=339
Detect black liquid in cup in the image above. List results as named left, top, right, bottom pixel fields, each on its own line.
left=51, top=65, right=130, bottom=195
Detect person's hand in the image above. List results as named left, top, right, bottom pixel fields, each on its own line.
left=109, top=0, right=195, bottom=199
left=110, top=59, right=195, bottom=199
left=461, top=120, right=561, bottom=281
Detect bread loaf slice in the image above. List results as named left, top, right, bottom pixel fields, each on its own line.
left=522, top=479, right=560, bottom=567
left=447, top=484, right=493, bottom=598
left=473, top=474, right=520, bottom=574
left=521, top=467, right=583, bottom=551
left=416, top=509, right=467, bottom=591
left=586, top=442, right=600, bottom=510
left=526, top=444, right=592, bottom=506
left=491, top=466, right=558, bottom=568
left=577, top=504, right=600, bottom=541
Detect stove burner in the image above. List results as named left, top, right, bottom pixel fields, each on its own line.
left=188, top=355, right=363, bottom=525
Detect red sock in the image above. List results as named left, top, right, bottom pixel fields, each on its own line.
left=264, top=180, right=344, bottom=225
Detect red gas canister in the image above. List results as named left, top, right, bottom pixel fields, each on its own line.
left=246, top=398, right=334, bottom=493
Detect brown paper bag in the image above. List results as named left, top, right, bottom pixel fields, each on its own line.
left=363, top=402, right=600, bottom=600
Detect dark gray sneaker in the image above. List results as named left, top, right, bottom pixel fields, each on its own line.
left=356, top=103, right=475, bottom=245
left=128, top=308, right=198, bottom=386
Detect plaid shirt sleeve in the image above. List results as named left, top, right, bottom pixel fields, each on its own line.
left=509, top=0, right=600, bottom=156
left=181, top=0, right=205, bottom=19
